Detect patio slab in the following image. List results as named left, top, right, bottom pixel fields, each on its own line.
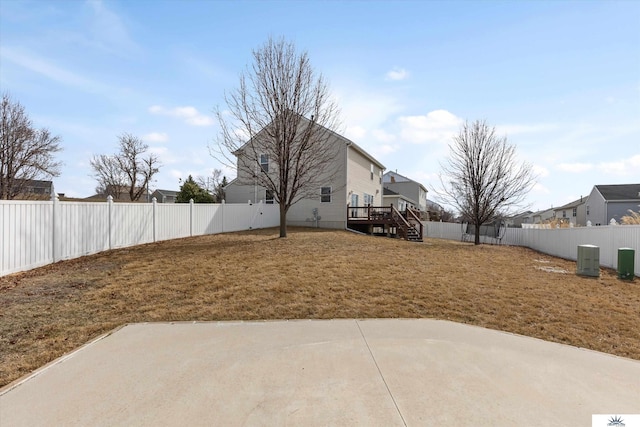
left=1, top=319, right=638, bottom=426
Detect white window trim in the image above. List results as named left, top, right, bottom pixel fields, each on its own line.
left=321, top=186, right=332, bottom=203
left=260, top=154, right=269, bottom=173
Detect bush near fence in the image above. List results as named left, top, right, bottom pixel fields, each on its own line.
left=1, top=198, right=280, bottom=276
left=422, top=221, right=640, bottom=277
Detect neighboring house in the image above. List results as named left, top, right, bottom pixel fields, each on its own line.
left=504, top=210, right=534, bottom=228
left=151, top=189, right=178, bottom=203
left=382, top=187, right=417, bottom=212
left=382, top=171, right=428, bottom=216
left=553, top=197, right=587, bottom=226
left=224, top=118, right=385, bottom=229
left=85, top=185, right=150, bottom=202
left=586, top=184, right=640, bottom=226
left=6, top=179, right=54, bottom=199
left=425, top=200, right=445, bottom=221
left=531, top=208, right=555, bottom=224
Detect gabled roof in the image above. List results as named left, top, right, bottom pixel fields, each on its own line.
left=383, top=187, right=417, bottom=204
left=153, top=189, right=179, bottom=197
left=554, top=198, right=586, bottom=211
left=382, top=171, right=427, bottom=193
left=232, top=114, right=385, bottom=170
left=595, top=184, right=640, bottom=201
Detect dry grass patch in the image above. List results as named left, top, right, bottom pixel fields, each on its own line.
left=1, top=227, right=639, bottom=387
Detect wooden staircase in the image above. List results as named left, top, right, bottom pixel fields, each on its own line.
left=347, top=205, right=423, bottom=242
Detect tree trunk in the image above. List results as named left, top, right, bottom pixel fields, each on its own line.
left=474, top=224, right=481, bottom=245
left=279, top=204, right=287, bottom=238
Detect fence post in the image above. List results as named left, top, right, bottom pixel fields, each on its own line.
left=52, top=193, right=59, bottom=262
left=189, top=199, right=194, bottom=237
left=152, top=197, right=157, bottom=242
left=107, top=195, right=113, bottom=250
left=221, top=199, right=225, bottom=233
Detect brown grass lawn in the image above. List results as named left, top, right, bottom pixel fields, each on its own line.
left=1, top=227, right=639, bottom=387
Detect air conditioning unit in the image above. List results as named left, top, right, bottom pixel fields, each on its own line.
left=577, top=245, right=600, bottom=277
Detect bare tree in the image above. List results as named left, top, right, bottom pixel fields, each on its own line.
left=196, top=169, right=228, bottom=203
left=90, top=133, right=160, bottom=201
left=213, top=37, right=341, bottom=238
left=90, top=154, right=126, bottom=199
left=436, top=120, right=535, bottom=244
left=0, top=93, right=62, bottom=199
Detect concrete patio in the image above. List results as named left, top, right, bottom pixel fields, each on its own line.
left=1, top=319, right=638, bottom=426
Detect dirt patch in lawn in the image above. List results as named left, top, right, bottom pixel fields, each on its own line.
left=1, top=227, right=639, bottom=387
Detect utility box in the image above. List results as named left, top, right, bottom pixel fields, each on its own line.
left=617, top=248, right=635, bottom=281
left=577, top=245, right=600, bottom=277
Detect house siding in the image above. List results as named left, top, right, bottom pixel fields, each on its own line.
left=608, top=201, right=640, bottom=224
left=286, top=140, right=348, bottom=228
left=347, top=146, right=383, bottom=209
left=586, top=187, right=606, bottom=226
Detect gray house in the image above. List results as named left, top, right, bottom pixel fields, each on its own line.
left=382, top=171, right=428, bottom=217
left=152, top=189, right=178, bottom=203
left=585, top=184, right=640, bottom=226
left=553, top=197, right=587, bottom=226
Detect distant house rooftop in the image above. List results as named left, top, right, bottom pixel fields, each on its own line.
left=595, top=184, right=640, bottom=201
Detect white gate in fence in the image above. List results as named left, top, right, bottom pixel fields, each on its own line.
left=422, top=221, right=640, bottom=276
left=1, top=198, right=280, bottom=276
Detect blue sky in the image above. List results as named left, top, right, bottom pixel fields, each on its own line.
left=1, top=0, right=639, bottom=213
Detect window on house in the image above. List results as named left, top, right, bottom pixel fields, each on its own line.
left=364, top=193, right=373, bottom=206
left=321, top=187, right=331, bottom=203
left=562, top=210, right=566, bottom=218
left=260, top=154, right=269, bottom=173
left=379, top=170, right=382, bottom=184
left=586, top=205, right=590, bottom=215
left=370, top=164, right=374, bottom=180
left=572, top=207, right=577, bottom=217
left=265, top=190, right=274, bottom=204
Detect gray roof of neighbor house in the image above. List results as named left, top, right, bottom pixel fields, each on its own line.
left=154, top=189, right=179, bottom=197
left=383, top=171, right=427, bottom=193
left=595, top=184, right=640, bottom=201
left=554, top=198, right=586, bottom=211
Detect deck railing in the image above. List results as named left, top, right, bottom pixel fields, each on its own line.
left=347, top=204, right=423, bottom=240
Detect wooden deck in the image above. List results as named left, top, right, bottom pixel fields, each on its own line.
left=347, top=205, right=423, bottom=242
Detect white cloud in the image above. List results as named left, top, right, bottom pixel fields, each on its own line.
left=597, top=154, right=640, bottom=176
left=85, top=0, right=140, bottom=56
left=371, top=129, right=396, bottom=143
left=333, top=84, right=404, bottom=132
left=148, top=105, right=214, bottom=126
left=556, top=162, right=594, bottom=173
left=497, top=123, right=559, bottom=135
left=345, top=125, right=367, bottom=141
left=398, top=110, right=463, bottom=145
left=532, top=164, right=550, bottom=178
left=143, top=132, right=169, bottom=142
left=0, top=46, right=111, bottom=94
left=532, top=182, right=551, bottom=194
left=385, top=67, right=409, bottom=81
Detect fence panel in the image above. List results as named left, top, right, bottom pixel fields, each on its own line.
left=1, top=201, right=53, bottom=275
left=193, top=203, right=223, bottom=235
left=55, top=201, right=110, bottom=261
left=1, top=200, right=283, bottom=276
left=155, top=202, right=191, bottom=241
left=425, top=221, right=639, bottom=276
left=109, top=203, right=154, bottom=249
left=422, top=221, right=465, bottom=241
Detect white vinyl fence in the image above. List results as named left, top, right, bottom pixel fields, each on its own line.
left=423, top=221, right=640, bottom=276
left=1, top=198, right=280, bottom=276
